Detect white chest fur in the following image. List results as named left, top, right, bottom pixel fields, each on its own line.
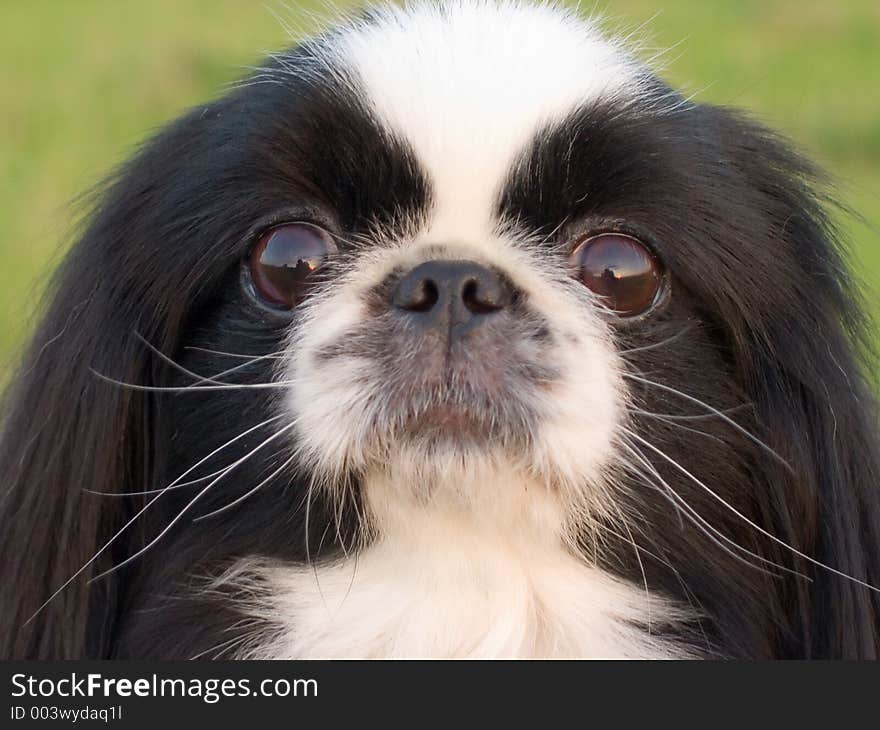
left=235, top=519, right=692, bottom=659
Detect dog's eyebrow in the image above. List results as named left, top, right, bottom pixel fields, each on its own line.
left=241, top=45, right=432, bottom=240
left=495, top=89, right=686, bottom=235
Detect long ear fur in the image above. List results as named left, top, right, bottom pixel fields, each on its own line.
left=0, top=213, right=153, bottom=658
left=705, top=107, right=880, bottom=657
left=0, top=102, right=231, bottom=658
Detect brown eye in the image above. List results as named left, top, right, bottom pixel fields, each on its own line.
left=247, top=223, right=337, bottom=309
left=570, top=233, right=666, bottom=317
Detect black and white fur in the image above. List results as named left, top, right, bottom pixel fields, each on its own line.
left=1, top=0, right=879, bottom=659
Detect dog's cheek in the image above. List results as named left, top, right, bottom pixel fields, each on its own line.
left=530, top=295, right=626, bottom=514
left=284, top=282, right=376, bottom=476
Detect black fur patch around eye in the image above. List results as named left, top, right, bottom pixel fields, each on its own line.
left=262, top=50, right=433, bottom=238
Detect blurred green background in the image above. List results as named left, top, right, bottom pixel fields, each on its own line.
left=1, top=1, right=878, bottom=382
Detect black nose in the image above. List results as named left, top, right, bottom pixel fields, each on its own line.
left=391, top=260, right=511, bottom=340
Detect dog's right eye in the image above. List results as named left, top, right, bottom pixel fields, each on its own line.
left=246, top=223, right=337, bottom=310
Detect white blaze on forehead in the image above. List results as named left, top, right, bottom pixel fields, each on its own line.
left=328, top=0, right=644, bottom=241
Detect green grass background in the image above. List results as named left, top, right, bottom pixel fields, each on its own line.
left=1, top=1, right=878, bottom=381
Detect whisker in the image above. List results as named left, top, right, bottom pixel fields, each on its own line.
left=627, top=410, right=727, bottom=445
left=83, top=468, right=224, bottom=497
left=617, top=324, right=694, bottom=356
left=616, top=505, right=652, bottom=631
left=199, top=354, right=288, bottom=385
left=194, top=453, right=299, bottom=521
left=596, top=516, right=713, bottom=652
left=183, top=346, right=287, bottom=360
left=24, top=414, right=286, bottom=625
left=303, top=474, right=330, bottom=612
left=627, top=406, right=751, bottom=421
left=625, top=428, right=880, bottom=593
left=622, top=372, right=792, bottom=471
left=333, top=475, right=352, bottom=559
left=617, top=437, right=808, bottom=580
left=88, top=422, right=298, bottom=583
left=592, top=520, right=672, bottom=572
left=133, top=332, right=230, bottom=386
left=139, top=335, right=288, bottom=387
left=91, top=370, right=292, bottom=392
left=338, top=550, right=361, bottom=612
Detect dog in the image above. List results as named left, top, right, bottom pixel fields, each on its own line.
left=1, top=0, right=878, bottom=659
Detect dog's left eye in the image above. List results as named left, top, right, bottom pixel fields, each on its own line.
left=246, top=223, right=337, bottom=309
left=570, top=233, right=666, bottom=318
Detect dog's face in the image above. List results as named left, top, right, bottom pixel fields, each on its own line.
left=3, top=1, right=879, bottom=660
left=223, top=3, right=746, bottom=549
left=158, top=1, right=821, bottom=655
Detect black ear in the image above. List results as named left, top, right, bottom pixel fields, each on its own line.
left=701, top=106, right=880, bottom=657
left=0, top=99, right=237, bottom=658
left=0, top=203, right=153, bottom=658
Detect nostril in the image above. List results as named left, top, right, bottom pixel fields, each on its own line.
left=461, top=278, right=504, bottom=315
left=410, top=279, right=439, bottom=312
left=392, top=273, right=440, bottom=312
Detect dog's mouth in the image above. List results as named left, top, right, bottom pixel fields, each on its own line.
left=374, top=349, right=553, bottom=448
left=402, top=400, right=491, bottom=439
